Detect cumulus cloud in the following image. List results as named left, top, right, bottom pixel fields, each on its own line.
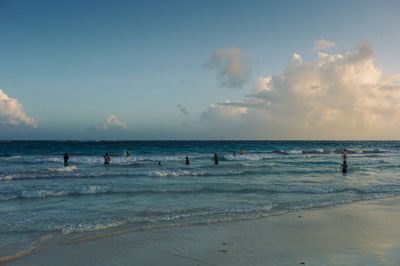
left=0, top=89, right=37, bottom=128
left=313, top=39, right=336, bottom=51
left=202, top=102, right=248, bottom=124
left=99, top=115, right=127, bottom=130
left=176, top=104, right=190, bottom=115
left=202, top=44, right=400, bottom=139
left=205, top=47, right=249, bottom=89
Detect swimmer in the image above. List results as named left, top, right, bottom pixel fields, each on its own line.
left=185, top=156, right=190, bottom=165
left=104, top=153, right=111, bottom=165
left=240, top=147, right=244, bottom=155
left=63, top=153, right=69, bottom=166
left=233, top=151, right=236, bottom=156
left=158, top=161, right=162, bottom=166
left=126, top=151, right=130, bottom=158
left=214, top=153, right=219, bottom=165
left=340, top=161, right=348, bottom=173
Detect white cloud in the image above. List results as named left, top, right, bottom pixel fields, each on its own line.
left=313, top=39, right=336, bottom=51
left=100, top=115, right=127, bottom=129
left=0, top=89, right=37, bottom=128
left=176, top=104, right=190, bottom=115
left=205, top=47, right=249, bottom=89
left=201, top=103, right=248, bottom=124
left=202, top=44, right=400, bottom=139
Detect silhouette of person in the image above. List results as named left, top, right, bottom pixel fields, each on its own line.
left=340, top=161, right=348, bottom=173
left=214, top=153, right=219, bottom=165
left=104, top=153, right=111, bottom=165
left=63, top=153, right=69, bottom=166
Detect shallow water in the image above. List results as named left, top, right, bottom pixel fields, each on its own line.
left=1, top=140, right=400, bottom=258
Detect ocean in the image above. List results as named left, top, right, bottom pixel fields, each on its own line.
left=1, top=140, right=400, bottom=259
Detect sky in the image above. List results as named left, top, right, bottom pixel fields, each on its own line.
left=0, top=0, right=399, bottom=140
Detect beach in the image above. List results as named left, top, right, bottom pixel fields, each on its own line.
left=3, top=196, right=400, bottom=265
left=2, top=141, right=400, bottom=265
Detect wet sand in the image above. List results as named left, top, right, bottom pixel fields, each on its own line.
left=4, top=196, right=400, bottom=265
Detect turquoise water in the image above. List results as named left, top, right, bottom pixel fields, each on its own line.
left=1, top=141, right=400, bottom=258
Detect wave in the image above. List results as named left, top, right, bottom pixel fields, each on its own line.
left=3, top=184, right=400, bottom=201
left=0, top=167, right=248, bottom=181
left=60, top=219, right=126, bottom=235
left=14, top=185, right=111, bottom=199
left=3, top=191, right=396, bottom=237
left=362, top=149, right=389, bottom=154
left=0, top=175, right=15, bottom=181
left=146, top=169, right=245, bottom=177
left=48, top=166, right=78, bottom=173
left=222, top=154, right=273, bottom=161
left=1, top=155, right=21, bottom=161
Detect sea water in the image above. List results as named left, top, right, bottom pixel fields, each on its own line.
left=1, top=141, right=400, bottom=258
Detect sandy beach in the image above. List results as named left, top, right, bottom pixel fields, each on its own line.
left=3, top=196, right=400, bottom=266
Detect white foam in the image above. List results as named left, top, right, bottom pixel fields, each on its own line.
left=48, top=166, right=77, bottom=173
left=78, top=185, right=110, bottom=194
left=0, top=175, right=15, bottom=181
left=2, top=155, right=21, bottom=161
left=224, top=154, right=272, bottom=161
left=21, top=190, right=70, bottom=198
left=288, top=150, right=303, bottom=155
left=61, top=219, right=126, bottom=234
left=149, top=170, right=191, bottom=177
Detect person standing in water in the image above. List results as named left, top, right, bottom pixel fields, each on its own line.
left=126, top=151, right=130, bottom=158
left=240, top=147, right=244, bottom=155
left=340, top=161, right=348, bottom=173
left=185, top=156, right=190, bottom=165
left=63, top=153, right=69, bottom=166
left=342, top=149, right=347, bottom=161
left=104, top=153, right=111, bottom=165
left=214, top=153, right=219, bottom=165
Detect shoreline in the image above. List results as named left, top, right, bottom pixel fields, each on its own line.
left=4, top=196, right=400, bottom=265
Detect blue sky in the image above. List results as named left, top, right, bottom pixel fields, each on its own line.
left=0, top=0, right=399, bottom=139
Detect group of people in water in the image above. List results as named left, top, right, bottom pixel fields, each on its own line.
left=62, top=147, right=246, bottom=166
left=63, top=147, right=350, bottom=173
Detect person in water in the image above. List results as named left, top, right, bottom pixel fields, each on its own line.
left=158, top=161, right=162, bottom=166
left=240, top=147, right=244, bottom=155
left=185, top=156, right=190, bottom=165
left=340, top=161, right=348, bottom=173
left=214, top=153, right=219, bottom=165
left=233, top=151, right=236, bottom=156
left=342, top=149, right=347, bottom=161
left=104, top=153, right=111, bottom=165
left=63, top=153, right=69, bottom=166
left=126, top=151, right=130, bottom=158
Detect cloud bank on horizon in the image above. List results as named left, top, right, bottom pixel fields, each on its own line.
left=1, top=41, right=400, bottom=140
left=0, top=89, right=37, bottom=128
left=202, top=43, right=400, bottom=139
